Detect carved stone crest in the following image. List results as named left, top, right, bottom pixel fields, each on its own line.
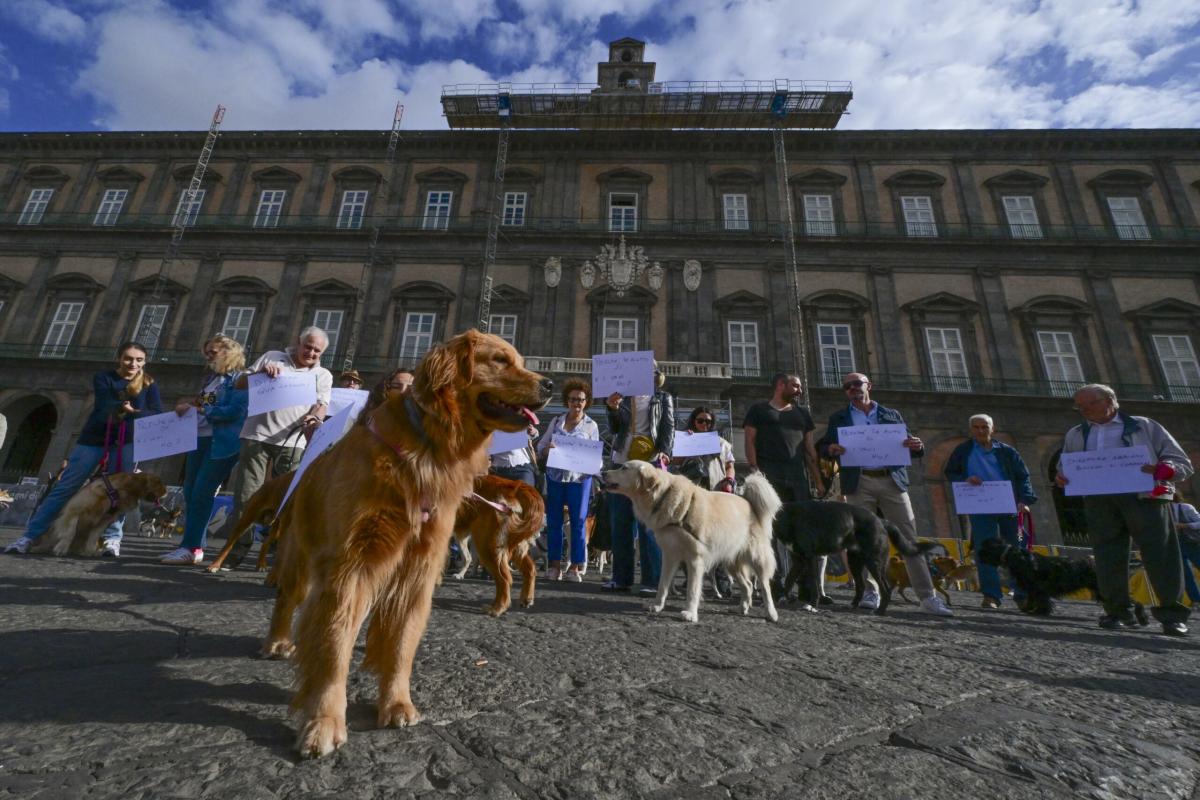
left=683, top=259, right=702, bottom=292
left=543, top=256, right=561, bottom=288
left=647, top=261, right=664, bottom=291
left=581, top=235, right=650, bottom=296
left=579, top=260, right=596, bottom=289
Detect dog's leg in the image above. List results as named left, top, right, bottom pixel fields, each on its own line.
left=651, top=556, right=679, bottom=614
left=262, top=575, right=304, bottom=660
left=869, top=560, right=891, bottom=616
left=709, top=568, right=723, bottom=600
left=732, top=561, right=755, bottom=616
left=848, top=553, right=866, bottom=607
left=450, top=532, right=472, bottom=580
left=781, top=559, right=803, bottom=604
left=680, top=558, right=705, bottom=623
left=477, top=543, right=512, bottom=617
left=598, top=550, right=608, bottom=576
left=936, top=582, right=952, bottom=607
left=516, top=545, right=536, bottom=609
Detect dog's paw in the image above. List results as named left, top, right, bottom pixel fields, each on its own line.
left=451, top=570, right=467, bottom=581
left=378, top=701, right=422, bottom=729
left=297, top=715, right=347, bottom=759
left=485, top=604, right=510, bottom=618
left=261, top=639, right=295, bottom=660
left=740, top=601, right=752, bottom=616
left=647, top=602, right=665, bottom=614
left=520, top=598, right=534, bottom=609
left=680, top=609, right=698, bottom=623
left=766, top=607, right=779, bottom=623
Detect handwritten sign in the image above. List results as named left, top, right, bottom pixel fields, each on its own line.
left=837, top=424, right=911, bottom=468
left=1060, top=446, right=1155, bottom=497
left=546, top=436, right=604, bottom=475
left=591, top=350, right=655, bottom=398
left=327, top=387, right=369, bottom=421
left=672, top=431, right=723, bottom=457
left=951, top=481, right=1017, bottom=515
left=134, top=407, right=198, bottom=462
left=488, top=429, right=531, bottom=456
left=247, top=372, right=317, bottom=417
left=277, top=405, right=355, bottom=513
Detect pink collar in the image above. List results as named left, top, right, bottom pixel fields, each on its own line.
left=366, top=414, right=434, bottom=523
left=469, top=492, right=512, bottom=515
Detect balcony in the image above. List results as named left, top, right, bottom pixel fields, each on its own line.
left=524, top=357, right=733, bottom=380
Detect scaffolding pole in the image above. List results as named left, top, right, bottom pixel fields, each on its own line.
left=341, top=102, right=404, bottom=372
left=772, top=125, right=812, bottom=406
left=477, top=94, right=513, bottom=332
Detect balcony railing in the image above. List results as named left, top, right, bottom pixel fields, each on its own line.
left=524, top=357, right=733, bottom=380
left=3, top=212, right=1199, bottom=244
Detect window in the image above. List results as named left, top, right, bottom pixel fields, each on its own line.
left=41, top=301, right=84, bottom=357
left=602, top=317, right=639, bottom=353
left=817, top=323, right=855, bottom=386
left=608, top=193, right=637, bottom=233
left=134, top=304, right=169, bottom=355
left=19, top=188, right=54, bottom=225
left=727, top=321, right=760, bottom=375
left=1037, top=330, right=1085, bottom=397
left=901, top=196, right=937, bottom=237
left=336, top=190, right=368, bottom=230
left=172, top=188, right=206, bottom=227
left=221, top=306, right=255, bottom=346
left=254, top=190, right=286, bottom=228
left=488, top=314, right=518, bottom=345
left=423, top=191, right=453, bottom=230
left=400, top=312, right=437, bottom=360
left=1002, top=195, right=1042, bottom=239
left=1153, top=334, right=1200, bottom=402
left=1107, top=196, right=1150, bottom=240
left=93, top=189, right=128, bottom=226
left=502, top=192, right=527, bottom=227
left=312, top=309, right=344, bottom=360
left=803, top=194, right=835, bottom=236
left=723, top=193, right=748, bottom=231
left=925, top=327, right=971, bottom=391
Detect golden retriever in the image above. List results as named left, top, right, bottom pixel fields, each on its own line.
left=602, top=461, right=782, bottom=623
left=32, top=473, right=167, bottom=556
left=449, top=474, right=546, bottom=616
left=263, top=330, right=551, bottom=758
left=204, top=470, right=295, bottom=574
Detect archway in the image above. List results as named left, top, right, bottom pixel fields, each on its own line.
left=1, top=396, right=58, bottom=483
left=1047, top=449, right=1087, bottom=546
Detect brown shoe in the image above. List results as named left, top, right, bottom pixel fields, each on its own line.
left=981, top=597, right=1001, bottom=610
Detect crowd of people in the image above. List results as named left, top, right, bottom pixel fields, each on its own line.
left=2, top=334, right=1196, bottom=638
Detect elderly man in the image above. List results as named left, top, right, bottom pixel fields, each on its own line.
left=944, top=414, right=1037, bottom=609
left=1056, top=384, right=1192, bottom=637
left=222, top=326, right=333, bottom=569
left=817, top=372, right=952, bottom=616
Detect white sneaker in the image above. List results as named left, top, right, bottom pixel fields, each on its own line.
left=859, top=589, right=880, bottom=610
left=920, top=596, right=954, bottom=617
left=545, top=566, right=562, bottom=581
left=101, top=539, right=120, bottom=558
left=160, top=547, right=202, bottom=565
left=4, top=537, right=33, bottom=554
left=564, top=568, right=583, bottom=583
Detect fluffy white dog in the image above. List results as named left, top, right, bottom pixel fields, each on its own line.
left=602, top=461, right=781, bottom=623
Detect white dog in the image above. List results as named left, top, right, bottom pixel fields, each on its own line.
left=602, top=461, right=781, bottom=623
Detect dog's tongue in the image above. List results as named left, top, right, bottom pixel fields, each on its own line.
left=519, top=406, right=539, bottom=426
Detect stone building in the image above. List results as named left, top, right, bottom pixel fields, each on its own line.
left=1, top=38, right=1197, bottom=543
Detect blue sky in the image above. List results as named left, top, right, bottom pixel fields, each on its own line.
left=1, top=0, right=1198, bottom=132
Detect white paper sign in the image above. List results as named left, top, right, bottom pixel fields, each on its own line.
left=327, top=387, right=369, bottom=421
left=837, top=424, right=912, bottom=468
left=277, top=405, right=355, bottom=513
left=546, top=436, right=604, bottom=475
left=951, top=481, right=1017, bottom=515
left=591, top=350, right=655, bottom=398
left=672, top=431, right=723, bottom=457
left=1060, top=446, right=1155, bottom=497
left=247, top=372, right=318, bottom=417
left=488, top=429, right=531, bottom=456
left=134, top=407, right=198, bottom=462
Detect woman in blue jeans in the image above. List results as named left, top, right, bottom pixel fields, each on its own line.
left=5, top=341, right=162, bottom=557
left=160, top=334, right=248, bottom=565
left=535, top=378, right=598, bottom=582
left=944, top=413, right=1037, bottom=609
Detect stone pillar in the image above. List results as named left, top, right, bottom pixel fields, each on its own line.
left=456, top=259, right=484, bottom=333
left=299, top=157, right=329, bottom=218
left=973, top=267, right=1024, bottom=383
left=65, top=160, right=98, bottom=217
left=41, top=392, right=91, bottom=475
left=1153, top=157, right=1197, bottom=228
left=1051, top=162, right=1087, bottom=229
left=218, top=158, right=250, bottom=216
left=171, top=252, right=221, bottom=348
left=953, top=160, right=984, bottom=229
left=86, top=251, right=138, bottom=347
left=766, top=263, right=796, bottom=372
left=265, top=255, right=309, bottom=344
left=10, top=251, right=59, bottom=344
left=853, top=159, right=880, bottom=229
left=138, top=160, right=172, bottom=216
left=360, top=257, right=397, bottom=360
left=1084, top=270, right=1139, bottom=384
left=868, top=265, right=910, bottom=378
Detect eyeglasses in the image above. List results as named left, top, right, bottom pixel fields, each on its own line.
left=567, top=396, right=588, bottom=404
left=843, top=380, right=867, bottom=390
left=694, top=418, right=714, bottom=426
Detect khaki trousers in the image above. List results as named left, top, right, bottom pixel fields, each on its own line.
left=844, top=473, right=935, bottom=599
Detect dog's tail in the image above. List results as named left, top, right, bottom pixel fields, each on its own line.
left=884, top=521, right=939, bottom=557
left=742, top=473, right=782, bottom=536
left=506, top=483, right=547, bottom=544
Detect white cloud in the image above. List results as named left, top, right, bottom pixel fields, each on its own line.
left=399, top=0, right=500, bottom=42
left=2, top=0, right=88, bottom=44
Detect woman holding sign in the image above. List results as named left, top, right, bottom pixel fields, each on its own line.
left=5, top=341, right=162, bottom=556
left=943, top=414, right=1036, bottom=610
left=674, top=407, right=736, bottom=492
left=160, top=334, right=248, bottom=566
left=534, top=379, right=599, bottom=582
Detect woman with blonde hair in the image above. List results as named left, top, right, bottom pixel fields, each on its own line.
left=6, top=341, right=162, bottom=556
left=160, top=334, right=248, bottom=565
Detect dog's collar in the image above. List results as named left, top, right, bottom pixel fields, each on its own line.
left=99, top=473, right=121, bottom=515
left=366, top=409, right=435, bottom=523
left=469, top=492, right=512, bottom=515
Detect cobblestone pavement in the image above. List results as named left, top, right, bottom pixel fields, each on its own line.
left=1, top=532, right=1198, bottom=800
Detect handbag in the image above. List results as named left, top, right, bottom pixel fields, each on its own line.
left=627, top=434, right=656, bottom=462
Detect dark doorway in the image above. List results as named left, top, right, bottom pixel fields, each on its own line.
left=1, top=400, right=57, bottom=483
left=1048, top=449, right=1088, bottom=546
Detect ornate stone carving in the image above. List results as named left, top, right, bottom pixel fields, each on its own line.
left=581, top=235, right=650, bottom=296
left=579, top=260, right=596, bottom=289
left=543, top=256, right=562, bottom=288
left=683, top=259, right=702, bottom=291
left=647, top=261, right=664, bottom=290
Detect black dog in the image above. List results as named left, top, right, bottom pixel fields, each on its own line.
left=977, top=538, right=1149, bottom=624
left=774, top=500, right=939, bottom=615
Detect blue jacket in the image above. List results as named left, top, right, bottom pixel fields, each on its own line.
left=943, top=439, right=1037, bottom=507
left=77, top=370, right=163, bottom=446
left=817, top=403, right=921, bottom=494
left=200, top=373, right=248, bottom=460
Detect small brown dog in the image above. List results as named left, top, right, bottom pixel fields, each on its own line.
left=888, top=555, right=976, bottom=606
left=449, top=474, right=546, bottom=616
left=0, top=488, right=14, bottom=509
left=140, top=505, right=182, bottom=538
left=33, top=473, right=167, bottom=556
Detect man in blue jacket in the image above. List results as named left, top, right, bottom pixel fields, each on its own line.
left=817, top=372, right=951, bottom=616
left=943, top=414, right=1036, bottom=609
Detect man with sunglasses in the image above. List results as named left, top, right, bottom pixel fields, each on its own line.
left=817, top=372, right=952, bottom=616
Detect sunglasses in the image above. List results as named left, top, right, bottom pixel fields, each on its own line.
left=694, top=418, right=714, bottom=425
left=843, top=380, right=867, bottom=390
left=567, top=396, right=588, bottom=404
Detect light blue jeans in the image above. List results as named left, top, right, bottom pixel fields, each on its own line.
left=24, top=442, right=135, bottom=543
left=179, top=437, right=239, bottom=551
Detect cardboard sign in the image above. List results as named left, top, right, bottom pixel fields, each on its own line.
left=327, top=387, right=369, bottom=421
left=247, top=371, right=317, bottom=416
left=488, top=429, right=531, bottom=456
left=837, top=424, right=912, bottom=468
left=546, top=436, right=604, bottom=475
left=591, top=350, right=655, bottom=398
left=277, top=405, right=355, bottom=513
left=134, top=407, right=198, bottom=462
left=1060, top=446, right=1155, bottom=497
left=672, top=431, right=723, bottom=457
left=951, top=481, right=1017, bottom=515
